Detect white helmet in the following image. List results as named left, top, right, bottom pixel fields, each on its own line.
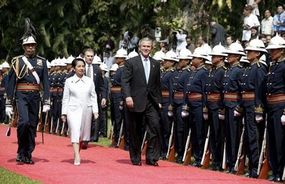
left=266, top=34, right=285, bottom=50
left=162, top=50, right=178, bottom=62
left=92, top=55, right=102, bottom=65
left=245, top=39, right=267, bottom=53
left=127, top=50, right=139, bottom=60
left=152, top=51, right=165, bottom=61
left=99, top=63, right=108, bottom=72
left=224, top=41, right=246, bottom=56
left=59, top=57, right=67, bottom=66
left=65, top=55, right=75, bottom=64
left=191, top=47, right=210, bottom=61
left=209, top=43, right=227, bottom=56
left=177, top=48, right=192, bottom=60
left=1, top=61, right=10, bottom=68
left=109, top=63, right=119, bottom=71
left=240, top=56, right=250, bottom=63
left=115, top=48, right=128, bottom=58
left=22, top=36, right=37, bottom=45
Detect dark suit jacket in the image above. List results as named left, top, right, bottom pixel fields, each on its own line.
left=122, top=55, right=162, bottom=112
left=91, top=64, right=107, bottom=99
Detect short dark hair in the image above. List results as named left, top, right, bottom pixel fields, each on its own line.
left=72, top=58, right=86, bottom=68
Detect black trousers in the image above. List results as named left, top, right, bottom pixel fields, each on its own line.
left=267, top=105, right=285, bottom=176
left=209, top=108, right=224, bottom=166
left=189, top=104, right=205, bottom=163
left=127, top=99, right=161, bottom=163
left=16, top=91, right=40, bottom=159
left=243, top=105, right=260, bottom=175
left=160, top=98, right=172, bottom=155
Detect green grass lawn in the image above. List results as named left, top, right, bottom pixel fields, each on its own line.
left=0, top=167, right=40, bottom=184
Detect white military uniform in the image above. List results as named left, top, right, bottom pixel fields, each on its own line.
left=62, top=75, right=98, bottom=143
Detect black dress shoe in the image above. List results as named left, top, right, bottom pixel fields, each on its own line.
left=132, top=161, right=142, bottom=166
left=192, top=161, right=201, bottom=167
left=81, top=141, right=88, bottom=150
left=24, top=157, right=34, bottom=164
left=16, top=155, right=25, bottom=164
left=146, top=160, right=159, bottom=166
left=269, top=174, right=282, bottom=182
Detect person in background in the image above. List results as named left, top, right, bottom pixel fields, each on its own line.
left=273, top=5, right=285, bottom=34
left=210, top=19, right=226, bottom=47
left=261, top=10, right=274, bottom=36
left=61, top=58, right=99, bottom=166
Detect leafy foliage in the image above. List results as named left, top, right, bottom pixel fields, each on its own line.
left=0, top=0, right=283, bottom=62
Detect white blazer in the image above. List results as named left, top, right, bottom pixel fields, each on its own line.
left=62, top=75, right=98, bottom=142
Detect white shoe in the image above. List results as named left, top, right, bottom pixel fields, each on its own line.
left=74, top=158, right=80, bottom=166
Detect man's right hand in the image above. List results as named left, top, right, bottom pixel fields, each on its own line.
left=125, top=97, right=134, bottom=109
left=5, top=105, right=13, bottom=119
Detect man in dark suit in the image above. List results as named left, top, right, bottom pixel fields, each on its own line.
left=122, top=37, right=162, bottom=166
left=83, top=48, right=107, bottom=148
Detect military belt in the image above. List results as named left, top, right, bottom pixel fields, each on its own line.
left=241, top=91, right=255, bottom=101
left=174, top=91, right=184, bottom=100
left=162, top=90, right=170, bottom=98
left=267, top=94, right=285, bottom=105
left=207, top=93, right=221, bottom=102
left=50, top=87, right=63, bottom=93
left=224, top=92, right=240, bottom=102
left=187, top=93, right=202, bottom=101
left=111, top=86, right=121, bottom=93
left=16, top=83, right=40, bottom=92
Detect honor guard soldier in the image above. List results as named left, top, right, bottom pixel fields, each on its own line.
left=110, top=49, right=127, bottom=147
left=168, top=49, right=190, bottom=163
left=158, top=51, right=176, bottom=159
left=206, top=44, right=227, bottom=171
left=182, top=47, right=209, bottom=167
left=239, top=39, right=267, bottom=178
left=5, top=24, right=50, bottom=164
left=223, top=42, right=245, bottom=173
left=265, top=35, right=285, bottom=182
left=0, top=62, right=10, bottom=123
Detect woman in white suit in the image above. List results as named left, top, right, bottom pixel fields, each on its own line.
left=61, top=58, right=99, bottom=166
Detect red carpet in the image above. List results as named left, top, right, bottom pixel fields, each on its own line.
left=0, top=124, right=273, bottom=184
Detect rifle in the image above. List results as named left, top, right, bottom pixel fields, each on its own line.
left=166, top=121, right=175, bottom=162
left=55, top=118, right=60, bottom=134
left=182, top=128, right=192, bottom=165
left=257, top=119, right=269, bottom=179
left=201, top=126, right=210, bottom=169
left=44, top=111, right=50, bottom=133
left=60, top=119, right=65, bottom=136
left=222, top=138, right=227, bottom=170
left=49, top=118, right=53, bottom=134
left=6, top=106, right=17, bottom=136
left=40, top=111, right=49, bottom=144
left=117, top=120, right=125, bottom=149
left=282, top=166, right=285, bottom=181
left=140, top=130, right=148, bottom=155
left=234, top=118, right=245, bottom=175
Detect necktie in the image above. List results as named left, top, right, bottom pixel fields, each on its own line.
left=144, top=58, right=150, bottom=83
left=87, top=64, right=91, bottom=77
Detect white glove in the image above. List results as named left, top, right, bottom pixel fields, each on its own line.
left=5, top=105, right=13, bottom=119
left=94, top=112, right=99, bottom=120
left=42, top=105, right=50, bottom=113
left=181, top=110, right=189, bottom=118
left=234, top=110, right=240, bottom=117
left=168, top=111, right=173, bottom=117
left=218, top=114, right=225, bottom=120
left=255, top=114, right=263, bottom=123
left=281, top=115, right=285, bottom=125
left=203, top=112, right=208, bottom=120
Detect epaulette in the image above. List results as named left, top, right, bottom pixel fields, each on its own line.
left=36, top=55, right=46, bottom=60
left=11, top=55, right=23, bottom=65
